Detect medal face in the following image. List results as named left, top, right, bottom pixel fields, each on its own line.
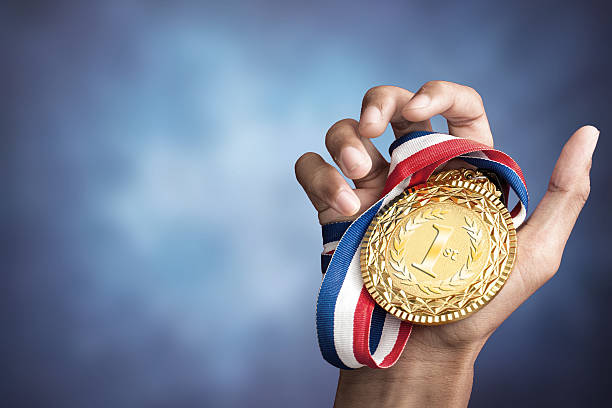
left=361, top=169, right=517, bottom=325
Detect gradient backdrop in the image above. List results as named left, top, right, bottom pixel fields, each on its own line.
left=4, top=1, right=611, bottom=407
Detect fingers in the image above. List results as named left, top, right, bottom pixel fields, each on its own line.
left=401, top=81, right=493, bottom=147
left=358, top=86, right=432, bottom=139
left=295, top=152, right=361, bottom=218
left=325, top=119, right=389, bottom=188
left=518, top=125, right=599, bottom=289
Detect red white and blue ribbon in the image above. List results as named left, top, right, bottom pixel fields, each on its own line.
left=317, top=131, right=528, bottom=369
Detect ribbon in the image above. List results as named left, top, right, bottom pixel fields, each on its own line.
left=317, top=131, right=528, bottom=369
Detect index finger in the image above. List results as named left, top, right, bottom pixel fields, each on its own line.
left=401, top=81, right=494, bottom=147
left=358, top=85, right=433, bottom=139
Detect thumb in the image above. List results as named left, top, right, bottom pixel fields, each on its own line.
left=517, top=125, right=599, bottom=290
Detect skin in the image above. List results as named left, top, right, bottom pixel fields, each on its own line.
left=294, top=82, right=599, bottom=408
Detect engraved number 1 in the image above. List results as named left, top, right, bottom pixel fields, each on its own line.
left=411, top=224, right=454, bottom=278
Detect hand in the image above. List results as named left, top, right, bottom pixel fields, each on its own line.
left=295, top=82, right=599, bottom=407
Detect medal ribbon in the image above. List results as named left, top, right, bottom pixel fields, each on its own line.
left=317, top=131, right=528, bottom=369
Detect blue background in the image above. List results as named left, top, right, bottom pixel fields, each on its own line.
left=4, top=1, right=611, bottom=407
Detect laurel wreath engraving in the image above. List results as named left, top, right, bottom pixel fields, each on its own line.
left=389, top=211, right=483, bottom=295
left=362, top=178, right=515, bottom=321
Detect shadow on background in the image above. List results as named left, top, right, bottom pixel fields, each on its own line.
left=3, top=1, right=611, bottom=407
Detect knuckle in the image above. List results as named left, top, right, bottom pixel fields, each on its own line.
left=463, top=85, right=484, bottom=106
left=573, top=158, right=593, bottom=204
left=421, top=80, right=448, bottom=92
left=364, top=85, right=389, bottom=98
left=326, top=119, right=357, bottom=143
left=329, top=118, right=356, bottom=131
left=362, top=85, right=395, bottom=106
left=548, top=176, right=590, bottom=205
left=422, top=81, right=484, bottom=107
left=576, top=181, right=591, bottom=204
left=546, top=177, right=570, bottom=195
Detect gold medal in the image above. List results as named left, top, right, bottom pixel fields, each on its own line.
left=361, top=168, right=517, bottom=325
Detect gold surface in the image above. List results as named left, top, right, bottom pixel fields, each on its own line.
left=361, top=169, right=517, bottom=325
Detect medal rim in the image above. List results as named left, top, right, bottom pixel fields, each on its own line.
left=360, top=178, right=517, bottom=326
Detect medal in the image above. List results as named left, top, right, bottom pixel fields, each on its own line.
left=316, top=131, right=528, bottom=369
left=361, top=169, right=516, bottom=325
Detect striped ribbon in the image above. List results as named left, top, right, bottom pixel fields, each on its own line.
left=317, top=131, right=528, bottom=369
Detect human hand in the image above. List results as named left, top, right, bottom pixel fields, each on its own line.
left=295, top=82, right=599, bottom=407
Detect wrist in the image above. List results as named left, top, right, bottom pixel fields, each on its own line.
left=334, top=337, right=483, bottom=408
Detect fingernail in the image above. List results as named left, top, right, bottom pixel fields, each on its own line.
left=361, top=106, right=381, bottom=124
left=335, top=190, right=360, bottom=215
left=592, top=129, right=600, bottom=149
left=585, top=125, right=600, bottom=152
left=406, top=93, right=430, bottom=109
left=340, top=146, right=367, bottom=174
